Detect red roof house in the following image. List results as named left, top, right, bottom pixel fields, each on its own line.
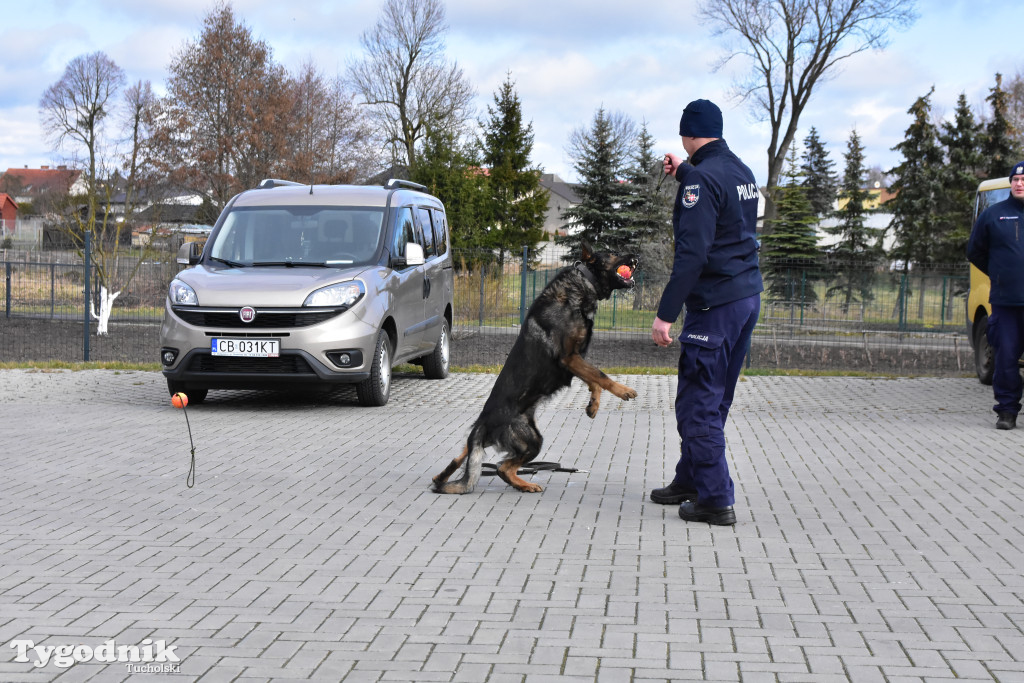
left=0, top=193, right=17, bottom=234
left=1, top=166, right=85, bottom=202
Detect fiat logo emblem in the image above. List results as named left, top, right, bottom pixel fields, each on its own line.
left=239, top=306, right=256, bottom=323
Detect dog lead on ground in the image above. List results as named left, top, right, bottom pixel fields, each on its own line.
left=432, top=243, right=639, bottom=494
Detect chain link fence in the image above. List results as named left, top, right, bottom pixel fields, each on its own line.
left=0, top=246, right=975, bottom=375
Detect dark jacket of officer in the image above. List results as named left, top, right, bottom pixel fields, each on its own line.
left=656, top=139, right=764, bottom=322
left=968, top=194, right=1024, bottom=306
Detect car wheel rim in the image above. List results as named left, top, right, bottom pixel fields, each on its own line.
left=440, top=326, right=449, bottom=371
left=379, top=343, right=391, bottom=395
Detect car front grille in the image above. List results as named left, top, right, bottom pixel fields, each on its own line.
left=173, top=307, right=343, bottom=328
left=186, top=353, right=316, bottom=375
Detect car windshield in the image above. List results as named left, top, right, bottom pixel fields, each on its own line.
left=976, top=187, right=1011, bottom=220
left=208, top=206, right=385, bottom=266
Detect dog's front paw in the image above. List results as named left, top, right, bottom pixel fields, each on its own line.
left=586, top=397, right=600, bottom=418
left=614, top=385, right=638, bottom=401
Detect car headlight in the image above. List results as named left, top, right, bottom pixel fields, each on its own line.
left=303, top=280, right=366, bottom=308
left=169, top=279, right=198, bottom=306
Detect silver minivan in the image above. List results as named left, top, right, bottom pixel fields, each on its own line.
left=159, top=179, right=453, bottom=406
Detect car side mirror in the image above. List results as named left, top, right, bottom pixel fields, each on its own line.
left=404, top=242, right=425, bottom=267
left=177, top=241, right=202, bottom=266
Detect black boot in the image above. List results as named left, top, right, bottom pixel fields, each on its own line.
left=678, top=500, right=736, bottom=526
left=650, top=481, right=697, bottom=504
left=996, top=413, right=1017, bottom=430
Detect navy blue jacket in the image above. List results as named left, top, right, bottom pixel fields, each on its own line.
left=656, top=139, right=763, bottom=322
left=968, top=194, right=1024, bottom=306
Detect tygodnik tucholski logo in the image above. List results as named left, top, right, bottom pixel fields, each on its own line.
left=9, top=638, right=181, bottom=673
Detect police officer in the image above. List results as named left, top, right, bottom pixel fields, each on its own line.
left=967, top=160, right=1024, bottom=430
left=649, top=99, right=763, bottom=526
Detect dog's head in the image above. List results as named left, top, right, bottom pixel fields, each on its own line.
left=580, top=242, right=639, bottom=299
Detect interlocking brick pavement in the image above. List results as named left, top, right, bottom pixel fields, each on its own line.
left=1, top=368, right=1023, bottom=682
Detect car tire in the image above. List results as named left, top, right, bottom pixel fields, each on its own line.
left=166, top=380, right=208, bottom=404
left=422, top=319, right=450, bottom=380
left=357, top=329, right=392, bottom=406
left=974, top=313, right=994, bottom=386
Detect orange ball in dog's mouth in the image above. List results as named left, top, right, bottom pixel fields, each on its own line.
left=617, top=265, right=633, bottom=279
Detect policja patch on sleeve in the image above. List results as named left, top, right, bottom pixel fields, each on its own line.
left=681, top=183, right=701, bottom=209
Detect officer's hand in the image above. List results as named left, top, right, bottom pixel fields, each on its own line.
left=651, top=317, right=674, bottom=347
left=663, top=154, right=682, bottom=177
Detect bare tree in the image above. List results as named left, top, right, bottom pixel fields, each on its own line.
left=284, top=61, right=381, bottom=184
left=1004, top=70, right=1024, bottom=154
left=161, top=2, right=293, bottom=208
left=700, top=0, right=917, bottom=221
left=40, top=51, right=126, bottom=228
left=348, top=0, right=475, bottom=170
left=40, top=54, right=166, bottom=335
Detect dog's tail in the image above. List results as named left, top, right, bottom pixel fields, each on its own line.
left=432, top=426, right=485, bottom=494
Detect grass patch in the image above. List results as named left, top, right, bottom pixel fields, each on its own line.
left=0, top=360, right=162, bottom=372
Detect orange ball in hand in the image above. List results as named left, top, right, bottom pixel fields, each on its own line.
left=171, top=392, right=188, bottom=409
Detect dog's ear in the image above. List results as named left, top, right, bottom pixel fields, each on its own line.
left=580, top=241, right=594, bottom=262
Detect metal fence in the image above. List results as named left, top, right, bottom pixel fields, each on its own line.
left=0, top=245, right=975, bottom=375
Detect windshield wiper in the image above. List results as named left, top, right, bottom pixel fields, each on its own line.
left=211, top=257, right=245, bottom=268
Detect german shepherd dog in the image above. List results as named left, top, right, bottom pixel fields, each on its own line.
left=432, top=244, right=639, bottom=494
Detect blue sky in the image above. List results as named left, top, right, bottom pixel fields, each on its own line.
left=1, top=0, right=1021, bottom=187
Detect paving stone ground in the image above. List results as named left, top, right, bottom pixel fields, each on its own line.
left=1, top=369, right=1022, bottom=682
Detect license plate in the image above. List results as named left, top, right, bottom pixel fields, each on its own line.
left=211, top=338, right=280, bottom=358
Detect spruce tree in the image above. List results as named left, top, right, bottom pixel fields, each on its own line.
left=558, top=108, right=635, bottom=260
left=622, top=121, right=673, bottom=308
left=982, top=73, right=1023, bottom=180
left=825, top=128, right=882, bottom=313
left=621, top=122, right=671, bottom=254
left=887, top=88, right=944, bottom=267
left=412, top=127, right=489, bottom=252
left=479, top=74, right=548, bottom=261
left=936, top=93, right=984, bottom=264
left=761, top=144, right=821, bottom=306
left=800, top=127, right=838, bottom=220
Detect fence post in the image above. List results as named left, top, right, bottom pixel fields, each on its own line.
left=898, top=272, right=907, bottom=332
left=940, top=275, right=947, bottom=327
left=50, top=263, right=56, bottom=318
left=800, top=270, right=806, bottom=326
left=478, top=263, right=485, bottom=327
left=519, top=246, right=528, bottom=326
left=83, top=230, right=91, bottom=361
left=5, top=261, right=10, bottom=319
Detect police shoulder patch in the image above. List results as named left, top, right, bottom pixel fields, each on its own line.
left=681, top=183, right=700, bottom=209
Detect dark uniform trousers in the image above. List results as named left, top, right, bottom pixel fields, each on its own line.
left=988, top=304, right=1024, bottom=416
left=673, top=293, right=760, bottom=509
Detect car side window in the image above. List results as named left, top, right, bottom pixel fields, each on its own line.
left=416, top=207, right=435, bottom=258
left=433, top=211, right=448, bottom=256
left=392, top=207, right=417, bottom=262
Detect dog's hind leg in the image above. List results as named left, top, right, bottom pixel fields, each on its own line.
left=432, top=434, right=485, bottom=494
left=432, top=444, right=469, bottom=487
left=495, top=415, right=544, bottom=493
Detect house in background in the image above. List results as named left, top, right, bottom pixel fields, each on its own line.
left=0, top=193, right=17, bottom=237
left=816, top=183, right=898, bottom=253
left=0, top=166, right=87, bottom=205
left=537, top=173, right=580, bottom=239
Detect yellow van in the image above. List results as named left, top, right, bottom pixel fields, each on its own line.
left=967, top=177, right=1011, bottom=384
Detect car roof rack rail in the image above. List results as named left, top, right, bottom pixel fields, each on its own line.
left=385, top=178, right=427, bottom=192
left=258, top=178, right=305, bottom=189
